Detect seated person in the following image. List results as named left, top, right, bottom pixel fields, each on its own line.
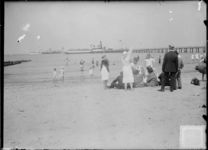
left=108, top=71, right=125, bottom=89
left=144, top=66, right=159, bottom=87
left=133, top=67, right=146, bottom=88
left=158, top=72, right=170, bottom=86
left=131, top=56, right=140, bottom=71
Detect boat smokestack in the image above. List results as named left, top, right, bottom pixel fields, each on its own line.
left=100, top=41, right=102, bottom=48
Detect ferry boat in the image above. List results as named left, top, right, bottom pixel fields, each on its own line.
left=29, top=52, right=41, bottom=55
left=64, top=48, right=128, bottom=54
left=42, top=51, right=62, bottom=54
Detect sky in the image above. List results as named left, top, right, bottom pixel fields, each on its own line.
left=4, top=1, right=206, bottom=54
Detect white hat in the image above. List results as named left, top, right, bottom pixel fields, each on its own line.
left=123, top=51, right=127, bottom=55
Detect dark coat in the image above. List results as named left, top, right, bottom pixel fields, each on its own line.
left=158, top=72, right=170, bottom=86
left=109, top=74, right=124, bottom=89
left=146, top=72, right=159, bottom=87
left=100, top=59, right=110, bottom=72
left=162, top=51, right=178, bottom=72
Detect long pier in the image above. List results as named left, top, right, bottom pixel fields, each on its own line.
left=132, top=46, right=206, bottom=53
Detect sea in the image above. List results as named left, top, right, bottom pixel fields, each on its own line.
left=4, top=52, right=200, bottom=84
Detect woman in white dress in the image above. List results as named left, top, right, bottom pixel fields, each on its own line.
left=101, top=55, right=110, bottom=89
left=121, top=47, right=134, bottom=91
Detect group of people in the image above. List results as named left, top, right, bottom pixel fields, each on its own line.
left=191, top=53, right=206, bottom=62
left=158, top=45, right=184, bottom=92
left=100, top=47, right=160, bottom=90
left=80, top=58, right=99, bottom=79
left=100, top=45, right=185, bottom=92
left=52, top=66, right=64, bottom=82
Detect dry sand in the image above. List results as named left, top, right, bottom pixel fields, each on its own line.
left=4, top=55, right=207, bottom=149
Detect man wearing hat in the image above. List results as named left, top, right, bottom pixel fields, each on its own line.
left=158, top=45, right=178, bottom=92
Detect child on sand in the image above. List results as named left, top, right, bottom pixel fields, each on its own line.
left=191, top=54, right=195, bottom=61
left=159, top=55, right=161, bottom=64
left=80, top=59, right=85, bottom=79
left=89, top=67, right=94, bottom=78
left=52, top=68, right=58, bottom=82
left=59, top=66, right=64, bottom=81
left=195, top=53, right=199, bottom=61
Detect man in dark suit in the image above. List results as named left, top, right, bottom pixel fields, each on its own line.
left=108, top=71, right=125, bottom=89
left=158, top=45, right=178, bottom=92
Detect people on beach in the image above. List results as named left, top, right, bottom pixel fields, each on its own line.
left=175, top=51, right=184, bottom=89
left=101, top=55, right=110, bottom=89
left=200, top=54, right=206, bottom=63
left=159, top=55, right=161, bottom=64
left=96, top=60, right=99, bottom=67
left=80, top=59, right=85, bottom=79
left=144, top=66, right=159, bottom=87
left=59, top=66, right=64, bottom=81
left=108, top=71, right=125, bottom=89
left=52, top=68, right=58, bottom=82
left=158, top=72, right=170, bottom=86
left=191, top=54, right=195, bottom=61
left=121, top=47, right=134, bottom=91
left=133, top=67, right=146, bottom=88
left=92, top=58, right=95, bottom=68
left=195, top=53, right=199, bottom=61
left=158, top=45, right=178, bottom=92
left=144, top=54, right=155, bottom=76
left=131, top=56, right=140, bottom=72
left=89, top=66, right=94, bottom=79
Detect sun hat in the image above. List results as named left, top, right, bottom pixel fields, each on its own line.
left=123, top=51, right=127, bottom=55
left=146, top=66, right=153, bottom=73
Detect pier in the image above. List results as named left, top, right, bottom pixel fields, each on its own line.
left=132, top=46, right=206, bottom=53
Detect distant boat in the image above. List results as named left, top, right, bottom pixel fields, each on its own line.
left=42, top=51, right=61, bottom=54
left=29, top=52, right=41, bottom=55
left=64, top=48, right=105, bottom=54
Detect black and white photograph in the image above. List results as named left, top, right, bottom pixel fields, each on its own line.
left=3, top=1, right=207, bottom=149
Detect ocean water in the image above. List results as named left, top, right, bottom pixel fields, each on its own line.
left=4, top=52, right=200, bottom=84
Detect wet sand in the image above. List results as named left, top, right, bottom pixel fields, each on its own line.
left=4, top=71, right=206, bottom=149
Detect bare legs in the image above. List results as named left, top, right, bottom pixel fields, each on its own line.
left=103, top=80, right=108, bottom=89
left=124, top=83, right=133, bottom=91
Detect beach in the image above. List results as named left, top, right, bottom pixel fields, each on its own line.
left=4, top=53, right=206, bottom=149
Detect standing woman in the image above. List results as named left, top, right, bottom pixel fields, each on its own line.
left=100, top=55, right=110, bottom=89
left=121, top=47, right=134, bottom=91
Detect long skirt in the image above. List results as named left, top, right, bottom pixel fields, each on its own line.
left=101, top=65, right=109, bottom=80
left=122, top=65, right=134, bottom=83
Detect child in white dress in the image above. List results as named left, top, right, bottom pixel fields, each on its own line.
left=89, top=67, right=94, bottom=78
left=52, top=68, right=57, bottom=82
left=191, top=54, right=195, bottom=61
left=195, top=53, right=199, bottom=61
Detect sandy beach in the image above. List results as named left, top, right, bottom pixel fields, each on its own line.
left=4, top=53, right=206, bottom=149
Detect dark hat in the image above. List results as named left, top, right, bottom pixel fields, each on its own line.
left=169, top=45, right=174, bottom=49
left=146, top=66, right=153, bottom=73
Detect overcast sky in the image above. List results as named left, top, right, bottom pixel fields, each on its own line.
left=4, top=1, right=206, bottom=54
